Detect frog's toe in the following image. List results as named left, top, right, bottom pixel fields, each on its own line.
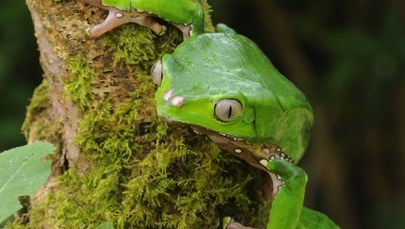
left=84, top=27, right=93, bottom=37
left=267, top=159, right=306, bottom=180
left=85, top=9, right=129, bottom=37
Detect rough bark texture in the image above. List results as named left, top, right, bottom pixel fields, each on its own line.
left=20, top=0, right=268, bottom=228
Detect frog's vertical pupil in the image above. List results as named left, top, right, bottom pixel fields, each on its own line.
left=228, top=105, right=232, bottom=119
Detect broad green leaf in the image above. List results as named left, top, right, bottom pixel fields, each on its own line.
left=0, top=142, right=54, bottom=223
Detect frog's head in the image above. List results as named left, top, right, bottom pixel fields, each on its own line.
left=152, top=33, right=313, bottom=169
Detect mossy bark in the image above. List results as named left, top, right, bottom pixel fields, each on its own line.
left=21, top=0, right=269, bottom=228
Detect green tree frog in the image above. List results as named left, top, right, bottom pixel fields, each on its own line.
left=151, top=25, right=339, bottom=228
left=78, top=0, right=204, bottom=38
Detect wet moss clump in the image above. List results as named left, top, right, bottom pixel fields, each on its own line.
left=22, top=80, right=61, bottom=146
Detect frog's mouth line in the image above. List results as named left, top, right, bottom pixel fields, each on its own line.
left=188, top=125, right=294, bottom=200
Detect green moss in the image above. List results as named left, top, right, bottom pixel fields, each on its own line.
left=103, top=24, right=182, bottom=70
left=22, top=80, right=50, bottom=138
left=21, top=80, right=61, bottom=144
left=64, top=55, right=96, bottom=112
left=119, top=137, right=268, bottom=228
left=28, top=123, right=61, bottom=145
left=76, top=100, right=141, bottom=161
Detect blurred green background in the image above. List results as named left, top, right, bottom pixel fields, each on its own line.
left=0, top=1, right=42, bottom=150
left=1, top=0, right=404, bottom=228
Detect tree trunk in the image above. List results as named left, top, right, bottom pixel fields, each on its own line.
left=22, top=0, right=268, bottom=228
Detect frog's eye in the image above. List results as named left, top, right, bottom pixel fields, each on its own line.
left=214, top=99, right=243, bottom=122
left=151, top=59, right=163, bottom=86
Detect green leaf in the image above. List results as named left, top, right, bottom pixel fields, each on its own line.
left=0, top=142, right=54, bottom=223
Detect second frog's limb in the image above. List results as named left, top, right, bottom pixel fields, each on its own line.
left=86, top=8, right=164, bottom=37
left=79, top=0, right=204, bottom=38
left=80, top=0, right=165, bottom=37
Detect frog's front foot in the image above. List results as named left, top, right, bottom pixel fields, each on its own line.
left=87, top=9, right=165, bottom=37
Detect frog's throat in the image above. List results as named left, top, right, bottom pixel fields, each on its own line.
left=190, top=125, right=294, bottom=199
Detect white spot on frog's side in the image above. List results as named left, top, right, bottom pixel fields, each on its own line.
left=116, top=13, right=124, bottom=18
left=163, top=90, right=174, bottom=102
left=234, top=148, right=242, bottom=154
left=259, top=159, right=269, bottom=167
left=171, top=96, right=185, bottom=107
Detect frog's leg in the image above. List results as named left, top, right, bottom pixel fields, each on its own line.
left=87, top=8, right=165, bottom=37
left=264, top=159, right=307, bottom=229
left=223, top=159, right=307, bottom=229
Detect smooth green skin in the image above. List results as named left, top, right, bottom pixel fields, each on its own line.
left=156, top=32, right=313, bottom=163
left=155, top=29, right=338, bottom=228
left=265, top=159, right=306, bottom=229
left=102, top=0, right=204, bottom=35
left=266, top=160, right=338, bottom=229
